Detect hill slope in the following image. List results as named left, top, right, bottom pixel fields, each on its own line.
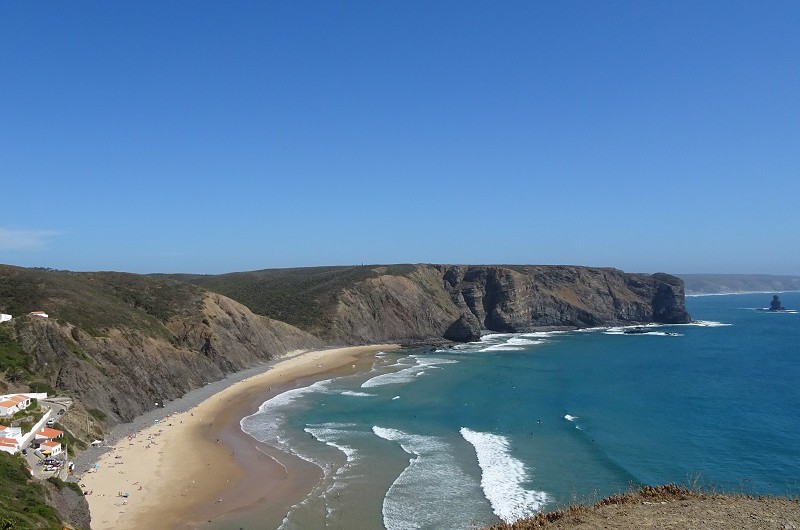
left=486, top=485, right=800, bottom=530
left=0, top=265, right=322, bottom=426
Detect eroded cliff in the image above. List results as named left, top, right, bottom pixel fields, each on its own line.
left=323, top=265, right=690, bottom=343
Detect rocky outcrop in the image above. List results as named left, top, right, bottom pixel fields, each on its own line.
left=11, top=293, right=322, bottom=424
left=44, top=478, right=91, bottom=530
left=443, top=314, right=482, bottom=342
left=769, top=295, right=786, bottom=311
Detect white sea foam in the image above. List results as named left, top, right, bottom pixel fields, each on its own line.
left=281, top=423, right=364, bottom=529
left=684, top=320, right=732, bottom=327
left=372, top=426, right=485, bottom=530
left=463, top=333, right=554, bottom=353
left=460, top=427, right=549, bottom=522
left=341, top=390, right=373, bottom=397
left=603, top=324, right=684, bottom=336
left=304, top=424, right=358, bottom=466
left=241, top=379, right=334, bottom=467
left=361, top=356, right=457, bottom=388
left=743, top=308, right=798, bottom=314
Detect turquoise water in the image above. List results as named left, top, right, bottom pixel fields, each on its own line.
left=241, top=293, right=800, bottom=529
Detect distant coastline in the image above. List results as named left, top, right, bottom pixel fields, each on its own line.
left=686, top=289, right=800, bottom=297
left=679, top=273, right=800, bottom=296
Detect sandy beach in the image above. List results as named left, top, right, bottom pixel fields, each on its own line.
left=79, top=344, right=399, bottom=529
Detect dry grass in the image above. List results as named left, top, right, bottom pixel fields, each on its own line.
left=482, top=484, right=768, bottom=530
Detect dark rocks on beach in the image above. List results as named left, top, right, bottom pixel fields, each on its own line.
left=443, top=313, right=482, bottom=343
left=769, top=295, right=786, bottom=311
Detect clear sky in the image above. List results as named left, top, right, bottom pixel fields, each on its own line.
left=1, top=1, right=798, bottom=275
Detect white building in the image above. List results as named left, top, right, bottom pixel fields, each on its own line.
left=0, top=425, right=22, bottom=454
left=34, top=427, right=63, bottom=442
left=0, top=395, right=32, bottom=417
left=0, top=314, right=11, bottom=323
left=40, top=440, right=62, bottom=456
left=29, top=311, right=48, bottom=318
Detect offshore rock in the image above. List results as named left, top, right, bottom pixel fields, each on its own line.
left=769, top=295, right=786, bottom=311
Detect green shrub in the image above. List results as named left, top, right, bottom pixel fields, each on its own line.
left=27, top=382, right=56, bottom=396
left=0, top=326, right=29, bottom=375
left=88, top=408, right=107, bottom=422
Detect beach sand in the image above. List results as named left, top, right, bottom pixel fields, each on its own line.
left=80, top=344, right=399, bottom=530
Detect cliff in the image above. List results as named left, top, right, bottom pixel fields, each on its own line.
left=172, top=264, right=691, bottom=344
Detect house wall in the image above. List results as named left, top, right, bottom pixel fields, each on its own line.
left=0, top=405, right=19, bottom=416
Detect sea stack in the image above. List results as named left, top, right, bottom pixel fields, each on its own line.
left=769, top=295, right=786, bottom=311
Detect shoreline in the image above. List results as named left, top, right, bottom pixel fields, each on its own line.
left=79, top=344, right=400, bottom=529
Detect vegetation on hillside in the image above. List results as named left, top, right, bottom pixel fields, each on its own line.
left=0, top=265, right=204, bottom=337
left=0, top=452, right=62, bottom=529
left=164, top=264, right=417, bottom=334
left=0, top=325, right=30, bottom=380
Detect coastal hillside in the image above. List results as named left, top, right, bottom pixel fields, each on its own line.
left=166, top=264, right=691, bottom=344
left=0, top=451, right=89, bottom=529
left=0, top=264, right=690, bottom=429
left=0, top=265, right=322, bottom=427
left=680, top=274, right=800, bottom=294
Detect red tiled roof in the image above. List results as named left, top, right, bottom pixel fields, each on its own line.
left=41, top=440, right=60, bottom=448
left=38, top=427, right=63, bottom=439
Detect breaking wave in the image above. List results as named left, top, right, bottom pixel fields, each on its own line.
left=361, top=356, right=458, bottom=388
left=373, top=426, right=485, bottom=530
left=460, top=427, right=549, bottom=522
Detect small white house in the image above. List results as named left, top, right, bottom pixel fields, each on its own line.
left=0, top=395, right=31, bottom=417
left=0, top=395, right=32, bottom=416
left=0, top=424, right=22, bottom=454
left=40, top=440, right=62, bottom=456
left=29, top=311, right=48, bottom=318
left=35, top=427, right=63, bottom=441
left=0, top=437, right=19, bottom=454
left=0, top=314, right=11, bottom=323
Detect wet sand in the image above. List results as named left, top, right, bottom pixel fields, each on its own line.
left=80, top=345, right=399, bottom=529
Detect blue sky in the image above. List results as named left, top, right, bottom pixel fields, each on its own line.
left=1, top=1, right=798, bottom=274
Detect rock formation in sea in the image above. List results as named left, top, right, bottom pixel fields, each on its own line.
left=769, top=295, right=786, bottom=311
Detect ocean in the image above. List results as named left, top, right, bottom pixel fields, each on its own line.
left=237, top=292, right=800, bottom=529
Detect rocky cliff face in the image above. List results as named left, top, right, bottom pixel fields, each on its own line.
left=322, top=265, right=690, bottom=344
left=44, top=478, right=91, bottom=530
left=10, top=293, right=321, bottom=424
